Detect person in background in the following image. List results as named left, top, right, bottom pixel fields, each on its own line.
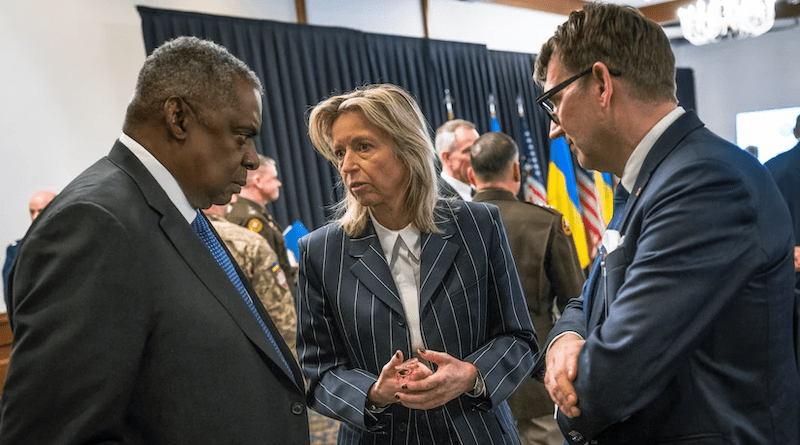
left=228, top=154, right=296, bottom=289
left=434, top=119, right=479, bottom=200
left=0, top=36, right=309, bottom=445
left=535, top=3, right=799, bottom=444
left=469, top=131, right=585, bottom=445
left=298, top=83, right=537, bottom=445
left=203, top=204, right=297, bottom=354
left=3, top=190, right=56, bottom=307
left=765, top=113, right=800, bottom=367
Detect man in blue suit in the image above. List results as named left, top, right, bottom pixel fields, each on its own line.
left=766, top=114, right=800, bottom=291
left=765, top=114, right=800, bottom=369
left=533, top=3, right=799, bottom=444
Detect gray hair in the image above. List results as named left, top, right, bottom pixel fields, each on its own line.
left=434, top=119, right=477, bottom=159
left=124, top=36, right=264, bottom=127
left=308, top=84, right=440, bottom=237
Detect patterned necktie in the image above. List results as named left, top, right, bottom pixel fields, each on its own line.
left=192, top=210, right=294, bottom=377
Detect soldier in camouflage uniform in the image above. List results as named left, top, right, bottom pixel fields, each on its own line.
left=205, top=208, right=297, bottom=356
left=227, top=155, right=297, bottom=288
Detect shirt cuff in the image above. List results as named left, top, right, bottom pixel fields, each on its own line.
left=547, top=331, right=584, bottom=355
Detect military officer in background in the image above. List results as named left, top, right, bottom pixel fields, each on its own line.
left=204, top=204, right=297, bottom=354
left=228, top=154, right=297, bottom=289
left=469, top=132, right=585, bottom=445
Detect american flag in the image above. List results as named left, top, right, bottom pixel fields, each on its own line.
left=518, top=96, right=547, bottom=206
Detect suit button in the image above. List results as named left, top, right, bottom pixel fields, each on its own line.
left=397, top=422, right=407, bottom=432
left=291, top=401, right=305, bottom=415
left=397, top=319, right=406, bottom=328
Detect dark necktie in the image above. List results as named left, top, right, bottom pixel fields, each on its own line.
left=585, top=184, right=630, bottom=324
left=608, top=185, right=630, bottom=230
left=192, top=210, right=294, bottom=377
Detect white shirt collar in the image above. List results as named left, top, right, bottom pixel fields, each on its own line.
left=620, top=106, right=685, bottom=193
left=370, top=210, right=421, bottom=264
left=440, top=171, right=474, bottom=201
left=119, top=133, right=197, bottom=224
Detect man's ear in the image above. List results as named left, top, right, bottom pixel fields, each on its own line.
left=164, top=97, right=189, bottom=141
left=512, top=162, right=520, bottom=182
left=440, top=150, right=450, bottom=164
left=593, top=62, right=614, bottom=108
left=467, top=167, right=475, bottom=186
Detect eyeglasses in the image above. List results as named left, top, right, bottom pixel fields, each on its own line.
left=536, top=67, right=621, bottom=125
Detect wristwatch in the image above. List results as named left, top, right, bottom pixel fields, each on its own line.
left=468, top=370, right=486, bottom=397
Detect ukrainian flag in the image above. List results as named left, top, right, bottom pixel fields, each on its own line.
left=595, top=171, right=614, bottom=225
left=547, top=137, right=589, bottom=268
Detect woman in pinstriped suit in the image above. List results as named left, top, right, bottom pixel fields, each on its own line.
left=298, top=84, right=539, bottom=445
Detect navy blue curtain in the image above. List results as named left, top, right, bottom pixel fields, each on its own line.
left=137, top=6, right=695, bottom=231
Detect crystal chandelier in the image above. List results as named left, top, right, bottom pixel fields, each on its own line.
left=677, top=0, right=776, bottom=45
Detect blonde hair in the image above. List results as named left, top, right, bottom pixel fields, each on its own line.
left=308, top=84, right=440, bottom=236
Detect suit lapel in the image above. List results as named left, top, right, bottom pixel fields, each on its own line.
left=583, top=112, right=705, bottom=328
left=347, top=211, right=461, bottom=316
left=348, top=222, right=405, bottom=316
left=618, top=111, right=705, bottom=231
left=419, top=205, right=460, bottom=312
left=108, top=142, right=302, bottom=388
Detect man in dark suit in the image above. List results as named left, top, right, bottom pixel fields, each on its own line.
left=470, top=132, right=585, bottom=445
left=765, top=114, right=800, bottom=291
left=0, top=36, right=309, bottom=445
left=3, top=190, right=55, bottom=306
left=434, top=119, right=479, bottom=200
left=534, top=4, right=799, bottom=444
left=765, top=114, right=800, bottom=369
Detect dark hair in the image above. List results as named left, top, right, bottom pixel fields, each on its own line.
left=470, top=132, right=519, bottom=182
left=795, top=114, right=800, bottom=139
left=534, top=2, right=677, bottom=104
left=125, top=36, right=263, bottom=127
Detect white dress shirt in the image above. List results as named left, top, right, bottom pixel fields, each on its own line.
left=119, top=133, right=197, bottom=223
left=370, top=213, right=424, bottom=356
left=441, top=172, right=474, bottom=201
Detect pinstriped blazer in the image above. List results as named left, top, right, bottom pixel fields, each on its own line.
left=297, top=200, right=538, bottom=445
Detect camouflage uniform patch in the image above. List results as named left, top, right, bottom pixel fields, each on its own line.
left=208, top=215, right=297, bottom=357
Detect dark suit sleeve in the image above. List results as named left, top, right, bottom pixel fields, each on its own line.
left=295, top=229, right=383, bottom=431
left=559, top=159, right=774, bottom=440
left=1, top=203, right=149, bottom=444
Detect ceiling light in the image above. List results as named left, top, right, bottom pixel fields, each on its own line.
left=677, top=0, right=776, bottom=45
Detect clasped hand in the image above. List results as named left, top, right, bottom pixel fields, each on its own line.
left=544, top=333, right=584, bottom=418
left=368, top=349, right=478, bottom=411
